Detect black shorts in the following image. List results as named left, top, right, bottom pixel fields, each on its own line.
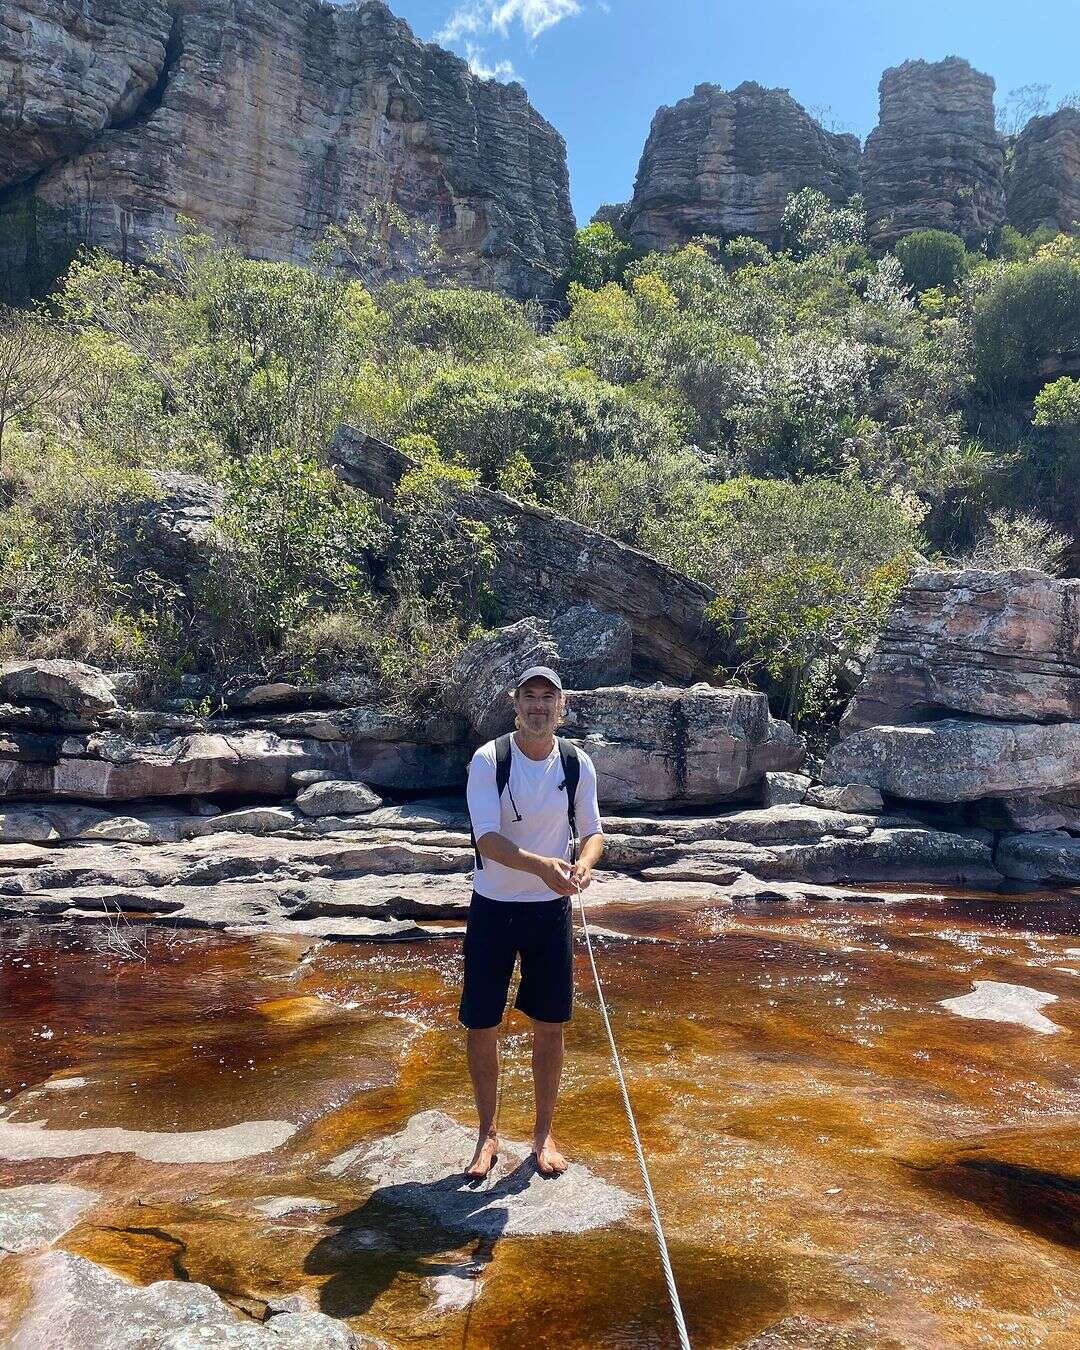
left=458, top=891, right=573, bottom=1029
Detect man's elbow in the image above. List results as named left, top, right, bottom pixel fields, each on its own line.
left=475, top=830, right=502, bottom=859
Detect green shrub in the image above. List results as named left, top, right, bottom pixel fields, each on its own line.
left=566, top=223, right=636, bottom=291
left=895, top=230, right=968, bottom=294
left=549, top=446, right=707, bottom=546
left=658, top=475, right=923, bottom=726
left=972, top=257, right=1080, bottom=394
left=1033, top=375, right=1080, bottom=426
left=380, top=281, right=535, bottom=362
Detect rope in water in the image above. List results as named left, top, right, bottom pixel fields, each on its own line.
left=574, top=881, right=693, bottom=1350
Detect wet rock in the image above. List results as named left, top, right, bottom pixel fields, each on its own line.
left=0, top=1182, right=99, bottom=1253
left=822, top=717, right=1080, bottom=803
left=295, top=781, right=383, bottom=818
left=762, top=772, right=811, bottom=807
left=330, top=1109, right=637, bottom=1238
left=0, top=1115, right=297, bottom=1163
left=562, top=685, right=802, bottom=809
left=839, top=569, right=1080, bottom=733
left=623, top=81, right=860, bottom=250
left=1007, top=107, right=1080, bottom=235
left=0, top=660, right=117, bottom=718
left=331, top=429, right=727, bottom=682
left=10, top=1249, right=366, bottom=1349
left=995, top=830, right=1080, bottom=884
left=804, top=783, right=884, bottom=814
left=863, top=58, right=1005, bottom=245
left=641, top=826, right=999, bottom=886
left=938, top=980, right=1061, bottom=1034
left=229, top=683, right=303, bottom=708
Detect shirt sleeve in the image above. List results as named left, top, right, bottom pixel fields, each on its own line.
left=574, top=750, right=603, bottom=837
left=466, top=745, right=502, bottom=840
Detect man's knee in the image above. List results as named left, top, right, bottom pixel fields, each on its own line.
left=467, top=1025, right=500, bottom=1048
left=530, top=1017, right=564, bottom=1041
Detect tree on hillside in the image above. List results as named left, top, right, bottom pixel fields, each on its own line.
left=0, top=306, right=84, bottom=460
left=895, top=230, right=967, bottom=294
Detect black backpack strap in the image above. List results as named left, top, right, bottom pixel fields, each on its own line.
left=557, top=737, right=581, bottom=861
left=472, top=734, right=514, bottom=870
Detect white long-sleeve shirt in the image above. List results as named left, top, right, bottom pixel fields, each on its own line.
left=466, top=736, right=603, bottom=902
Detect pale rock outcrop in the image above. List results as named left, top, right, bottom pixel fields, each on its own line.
left=623, top=81, right=860, bottom=251
left=762, top=771, right=811, bottom=807
left=823, top=716, right=1080, bottom=803
left=995, top=830, right=1080, bottom=884
left=10, top=1248, right=367, bottom=1349
left=839, top=570, right=1080, bottom=733
left=0, top=660, right=116, bottom=718
left=562, top=684, right=802, bottom=808
left=294, top=780, right=383, bottom=817
left=330, top=429, right=727, bottom=682
left=863, top=58, right=1006, bottom=245
left=13, top=0, right=574, bottom=300
left=0, top=1183, right=99, bottom=1254
left=1007, top=108, right=1080, bottom=235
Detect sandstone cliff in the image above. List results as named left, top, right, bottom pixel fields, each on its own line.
left=1, top=0, right=574, bottom=299
left=1007, top=108, right=1080, bottom=236
left=863, top=57, right=1006, bottom=246
left=623, top=81, right=860, bottom=252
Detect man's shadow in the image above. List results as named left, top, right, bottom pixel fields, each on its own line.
left=306, top=1155, right=545, bottom=1319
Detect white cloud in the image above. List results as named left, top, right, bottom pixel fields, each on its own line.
left=436, top=0, right=582, bottom=46
left=464, top=41, right=518, bottom=80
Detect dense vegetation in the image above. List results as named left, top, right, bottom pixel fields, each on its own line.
left=2, top=192, right=1078, bottom=738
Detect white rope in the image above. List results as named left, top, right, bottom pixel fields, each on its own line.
left=574, top=881, right=693, bottom=1350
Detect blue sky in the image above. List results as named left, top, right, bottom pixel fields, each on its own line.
left=387, top=1, right=1080, bottom=224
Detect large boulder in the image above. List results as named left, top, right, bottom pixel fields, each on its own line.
left=822, top=716, right=1080, bottom=802
left=330, top=429, right=727, bottom=682
left=448, top=608, right=632, bottom=741
left=863, top=57, right=1006, bottom=245
left=995, top=830, right=1080, bottom=884
left=0, top=660, right=117, bottom=718
left=840, top=570, right=1080, bottom=733
left=562, top=684, right=802, bottom=809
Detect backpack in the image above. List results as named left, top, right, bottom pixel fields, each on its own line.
left=471, top=733, right=581, bottom=870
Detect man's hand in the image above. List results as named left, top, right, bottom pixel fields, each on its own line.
left=533, top=856, right=575, bottom=896
left=569, top=860, right=593, bottom=890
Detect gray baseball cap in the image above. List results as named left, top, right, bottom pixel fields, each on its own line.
left=514, top=665, right=563, bottom=690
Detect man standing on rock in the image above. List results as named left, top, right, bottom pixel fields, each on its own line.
left=461, top=666, right=604, bottom=1178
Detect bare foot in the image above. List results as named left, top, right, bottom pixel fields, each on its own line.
left=466, top=1129, right=499, bottom=1179
left=532, top=1134, right=568, bottom=1176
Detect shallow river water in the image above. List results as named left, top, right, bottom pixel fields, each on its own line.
left=0, top=890, right=1077, bottom=1347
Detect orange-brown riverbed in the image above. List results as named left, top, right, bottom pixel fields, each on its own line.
left=0, top=891, right=1077, bottom=1347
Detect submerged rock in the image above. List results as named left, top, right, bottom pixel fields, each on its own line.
left=938, top=980, right=1062, bottom=1034
left=0, top=1182, right=99, bottom=1254
left=0, top=1116, right=297, bottom=1163
left=10, top=1248, right=367, bottom=1348
left=330, top=1109, right=637, bottom=1238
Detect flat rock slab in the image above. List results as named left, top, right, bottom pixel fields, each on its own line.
left=331, top=1109, right=638, bottom=1238
left=938, top=980, right=1062, bottom=1034
left=0, top=1182, right=99, bottom=1253
left=9, top=1249, right=367, bottom=1349
left=0, top=1117, right=297, bottom=1163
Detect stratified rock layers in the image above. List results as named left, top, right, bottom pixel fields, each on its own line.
left=1008, top=108, right=1080, bottom=235
left=863, top=57, right=1006, bottom=245
left=6, top=0, right=574, bottom=299
left=624, top=81, right=860, bottom=250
